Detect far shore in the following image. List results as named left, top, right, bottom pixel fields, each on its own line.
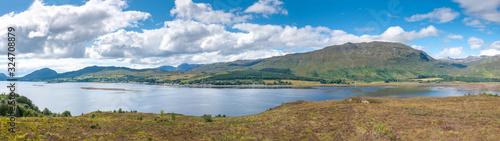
left=80, top=87, right=138, bottom=91
left=160, top=82, right=500, bottom=92
left=33, top=81, right=500, bottom=93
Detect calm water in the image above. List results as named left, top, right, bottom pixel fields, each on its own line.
left=1, top=82, right=497, bottom=116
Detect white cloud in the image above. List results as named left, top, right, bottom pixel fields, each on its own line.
left=479, top=49, right=500, bottom=56
left=122, top=49, right=290, bottom=66
left=435, top=47, right=464, bottom=58
left=90, top=20, right=439, bottom=61
left=405, top=7, right=460, bottom=23
left=373, top=25, right=439, bottom=43
left=411, top=45, right=426, bottom=50
left=447, top=33, right=463, bottom=40
left=0, top=0, right=443, bottom=71
left=462, top=17, right=485, bottom=28
left=489, top=41, right=500, bottom=49
left=453, top=0, right=500, bottom=23
left=468, top=37, right=484, bottom=49
left=170, top=0, right=250, bottom=24
left=244, top=0, right=288, bottom=17
left=0, top=0, right=150, bottom=58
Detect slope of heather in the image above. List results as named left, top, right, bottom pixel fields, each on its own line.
left=1, top=95, right=498, bottom=140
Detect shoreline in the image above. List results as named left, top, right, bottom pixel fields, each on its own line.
left=160, top=82, right=500, bottom=92
left=21, top=81, right=500, bottom=92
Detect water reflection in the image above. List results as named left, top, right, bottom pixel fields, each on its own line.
left=0, top=82, right=496, bottom=116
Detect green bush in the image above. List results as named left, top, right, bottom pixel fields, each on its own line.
left=61, top=110, right=72, bottom=117
left=202, top=114, right=213, bottom=122
left=42, top=108, right=52, bottom=116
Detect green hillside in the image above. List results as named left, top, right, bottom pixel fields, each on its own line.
left=452, top=56, right=500, bottom=78
left=192, top=42, right=458, bottom=82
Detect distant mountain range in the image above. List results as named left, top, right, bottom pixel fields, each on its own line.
left=7, top=41, right=500, bottom=83
left=157, top=63, right=195, bottom=71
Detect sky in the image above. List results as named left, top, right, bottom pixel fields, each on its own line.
left=0, top=0, right=499, bottom=76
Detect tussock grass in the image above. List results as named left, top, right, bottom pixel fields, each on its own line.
left=1, top=95, right=499, bottom=140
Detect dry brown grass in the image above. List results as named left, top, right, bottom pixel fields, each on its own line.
left=1, top=95, right=499, bottom=140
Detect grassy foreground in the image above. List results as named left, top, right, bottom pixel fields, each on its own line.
left=1, top=95, right=499, bottom=140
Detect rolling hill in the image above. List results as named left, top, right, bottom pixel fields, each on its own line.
left=190, top=42, right=459, bottom=82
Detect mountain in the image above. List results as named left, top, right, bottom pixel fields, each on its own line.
left=20, top=68, right=58, bottom=81
left=157, top=66, right=176, bottom=71
left=451, top=55, right=500, bottom=78
left=439, top=55, right=496, bottom=64
left=157, top=63, right=195, bottom=71
left=20, top=66, right=170, bottom=82
left=191, top=42, right=458, bottom=82
left=0, top=73, right=6, bottom=81
left=57, top=66, right=145, bottom=78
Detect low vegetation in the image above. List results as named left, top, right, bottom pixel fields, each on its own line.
left=1, top=94, right=499, bottom=140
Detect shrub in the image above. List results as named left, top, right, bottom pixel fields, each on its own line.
left=202, top=114, right=213, bottom=122
left=90, top=123, right=100, bottom=129
left=160, top=110, right=164, bottom=115
left=42, top=108, right=52, bottom=116
left=61, top=110, right=72, bottom=117
left=137, top=115, right=143, bottom=120
left=118, top=108, right=123, bottom=113
left=90, top=114, right=96, bottom=118
left=222, top=114, right=226, bottom=117
left=171, top=114, right=176, bottom=121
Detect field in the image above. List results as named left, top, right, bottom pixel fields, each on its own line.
left=1, top=95, right=499, bottom=140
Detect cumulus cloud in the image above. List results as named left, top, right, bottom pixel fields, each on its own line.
left=462, top=17, right=485, bottom=28
left=120, top=49, right=290, bottom=66
left=447, top=33, right=463, bottom=40
left=90, top=19, right=440, bottom=61
left=479, top=49, right=500, bottom=56
left=411, top=45, right=426, bottom=50
left=244, top=0, right=288, bottom=17
left=435, top=47, right=464, bottom=58
left=0, top=0, right=442, bottom=69
left=468, top=37, right=484, bottom=49
left=0, top=0, right=150, bottom=58
left=405, top=7, right=460, bottom=23
left=170, top=0, right=250, bottom=24
left=490, top=41, right=500, bottom=49
left=453, top=0, right=500, bottom=23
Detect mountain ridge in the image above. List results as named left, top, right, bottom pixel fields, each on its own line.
left=17, top=42, right=500, bottom=82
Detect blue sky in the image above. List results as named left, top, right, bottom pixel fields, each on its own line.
left=0, top=0, right=499, bottom=75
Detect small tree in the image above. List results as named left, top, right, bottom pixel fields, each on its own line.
left=118, top=108, right=123, bottom=113
left=42, top=107, right=52, bottom=116
left=61, top=110, right=72, bottom=117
